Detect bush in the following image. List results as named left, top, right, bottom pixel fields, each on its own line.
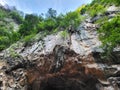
left=19, top=14, right=39, bottom=36
left=0, top=36, right=9, bottom=50
left=59, top=11, right=83, bottom=31
left=38, top=18, right=57, bottom=32
left=87, top=4, right=106, bottom=17
left=9, top=48, right=19, bottom=58
left=0, top=45, right=6, bottom=51
left=91, top=0, right=120, bottom=6
left=9, top=11, right=23, bottom=24
left=76, top=5, right=86, bottom=15
left=60, top=30, right=69, bottom=39
left=0, top=26, right=20, bottom=51
left=0, top=9, right=7, bottom=18
left=23, top=34, right=36, bottom=45
left=98, top=16, right=120, bottom=54
left=95, top=16, right=108, bottom=24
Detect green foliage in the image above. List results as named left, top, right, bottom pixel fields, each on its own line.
left=0, top=26, right=20, bottom=50
left=59, top=11, right=83, bottom=30
left=23, top=34, right=36, bottom=44
left=0, top=6, right=21, bottom=50
left=9, top=48, right=19, bottom=58
left=38, top=10, right=83, bottom=34
left=60, top=30, right=69, bottom=39
left=87, top=4, right=106, bottom=17
left=37, top=9, right=58, bottom=33
left=9, top=11, right=23, bottom=24
left=38, top=18, right=57, bottom=32
left=81, top=0, right=120, bottom=16
left=0, top=9, right=7, bottom=18
left=46, top=8, right=57, bottom=19
left=0, top=19, right=20, bottom=50
left=98, top=16, right=120, bottom=54
left=10, top=31, right=20, bottom=42
left=76, top=5, right=86, bottom=15
left=19, top=7, right=83, bottom=40
left=64, top=11, right=81, bottom=28
left=91, top=0, right=120, bottom=6
left=0, top=6, right=83, bottom=50
left=95, top=16, right=108, bottom=24
left=0, top=45, right=6, bottom=50
left=19, top=14, right=39, bottom=36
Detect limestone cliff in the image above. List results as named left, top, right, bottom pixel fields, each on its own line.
left=0, top=5, right=120, bottom=90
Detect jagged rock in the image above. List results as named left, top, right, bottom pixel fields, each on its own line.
left=4, top=56, right=35, bottom=74
left=27, top=60, right=105, bottom=90
left=91, top=15, right=102, bottom=23
left=107, top=5, right=120, bottom=13
left=50, top=45, right=67, bottom=73
left=0, top=5, right=120, bottom=90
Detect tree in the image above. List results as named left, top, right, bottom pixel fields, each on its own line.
left=38, top=18, right=57, bottom=32
left=19, top=14, right=39, bottom=36
left=46, top=8, right=57, bottom=19
left=9, top=11, right=23, bottom=24
left=59, top=11, right=82, bottom=29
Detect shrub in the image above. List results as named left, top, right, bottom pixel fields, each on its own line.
left=9, top=11, right=23, bottom=24
left=19, top=14, right=39, bottom=36
left=95, top=16, right=108, bottom=24
left=88, top=4, right=106, bottom=17
left=98, top=16, right=120, bottom=54
left=0, top=9, right=7, bottom=18
left=60, top=30, right=69, bottom=39
left=38, top=18, right=57, bottom=32
left=76, top=5, right=86, bottom=15
left=23, top=34, right=36, bottom=45
left=91, top=0, right=120, bottom=6
left=59, top=11, right=83, bottom=32
left=9, top=48, right=19, bottom=58
left=0, top=25, right=20, bottom=51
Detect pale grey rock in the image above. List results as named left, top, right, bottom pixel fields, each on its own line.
left=107, top=5, right=120, bottom=12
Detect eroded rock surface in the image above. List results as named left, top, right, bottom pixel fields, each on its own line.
left=0, top=6, right=120, bottom=90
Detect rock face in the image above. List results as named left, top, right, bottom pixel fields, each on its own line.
left=25, top=46, right=104, bottom=90
left=0, top=6, right=120, bottom=90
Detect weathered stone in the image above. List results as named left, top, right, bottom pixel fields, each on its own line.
left=0, top=5, right=120, bottom=90
left=107, top=5, right=120, bottom=12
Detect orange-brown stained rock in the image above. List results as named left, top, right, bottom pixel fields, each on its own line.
left=26, top=60, right=105, bottom=90
left=25, top=47, right=105, bottom=90
left=84, top=67, right=105, bottom=80
left=26, top=69, right=40, bottom=84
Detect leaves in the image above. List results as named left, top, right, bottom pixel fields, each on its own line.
left=87, top=3, right=106, bottom=17
left=91, top=0, right=120, bottom=6
left=98, top=16, right=120, bottom=53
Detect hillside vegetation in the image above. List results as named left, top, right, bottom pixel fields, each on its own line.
left=0, top=0, right=120, bottom=59
left=79, top=0, right=120, bottom=57
left=0, top=5, right=23, bottom=50
left=0, top=1, right=120, bottom=89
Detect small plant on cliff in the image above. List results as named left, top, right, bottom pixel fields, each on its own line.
left=23, top=34, right=36, bottom=46
left=60, top=30, right=69, bottom=39
left=9, top=48, right=19, bottom=58
left=87, top=3, right=106, bottom=17
left=76, top=5, right=86, bottom=15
